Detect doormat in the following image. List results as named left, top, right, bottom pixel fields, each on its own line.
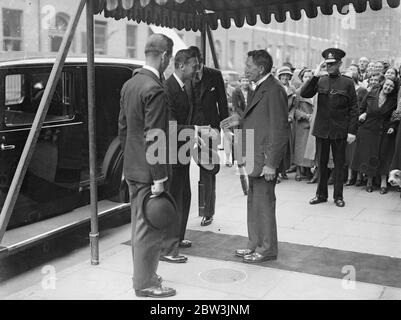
left=122, top=229, right=401, bottom=288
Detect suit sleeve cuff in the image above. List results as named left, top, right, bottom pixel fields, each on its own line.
left=153, top=177, right=168, bottom=184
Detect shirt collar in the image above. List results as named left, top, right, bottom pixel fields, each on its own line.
left=173, top=72, right=185, bottom=90
left=143, top=65, right=160, bottom=79
left=252, top=73, right=271, bottom=90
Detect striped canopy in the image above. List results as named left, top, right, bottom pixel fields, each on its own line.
left=93, top=0, right=401, bottom=31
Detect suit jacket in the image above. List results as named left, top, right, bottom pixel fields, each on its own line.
left=165, top=74, right=196, bottom=167
left=194, top=66, right=229, bottom=129
left=118, top=68, right=169, bottom=184
left=301, top=74, right=358, bottom=139
left=240, top=75, right=290, bottom=177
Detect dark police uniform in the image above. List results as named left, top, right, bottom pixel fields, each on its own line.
left=301, top=48, right=358, bottom=204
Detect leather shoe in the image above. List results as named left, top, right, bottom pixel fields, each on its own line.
left=201, top=216, right=213, bottom=226
left=178, top=240, right=192, bottom=248
left=243, top=252, right=277, bottom=263
left=309, top=196, right=327, bottom=205
left=345, top=179, right=355, bottom=186
left=334, top=199, right=345, bottom=207
left=235, top=248, right=255, bottom=257
left=160, top=255, right=188, bottom=263
left=135, top=285, right=176, bottom=298
left=295, top=175, right=302, bottom=182
left=366, top=185, right=373, bottom=193
left=380, top=187, right=388, bottom=194
left=307, top=171, right=318, bottom=184
left=355, top=179, right=363, bottom=187
left=281, top=173, right=288, bottom=180
left=286, top=165, right=297, bottom=173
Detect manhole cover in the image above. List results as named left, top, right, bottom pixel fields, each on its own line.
left=200, top=268, right=246, bottom=283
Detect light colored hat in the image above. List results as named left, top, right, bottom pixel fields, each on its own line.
left=277, top=66, right=293, bottom=77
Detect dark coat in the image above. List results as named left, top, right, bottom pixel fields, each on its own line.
left=351, top=87, right=398, bottom=176
left=239, top=75, right=290, bottom=177
left=165, top=74, right=196, bottom=168
left=301, top=74, right=358, bottom=139
left=118, top=68, right=169, bottom=183
left=193, top=66, right=229, bottom=130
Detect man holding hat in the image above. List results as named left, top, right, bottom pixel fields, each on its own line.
left=301, top=48, right=358, bottom=207
left=118, top=33, right=176, bottom=297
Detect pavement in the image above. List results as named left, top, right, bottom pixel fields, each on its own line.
left=2, top=154, right=401, bottom=300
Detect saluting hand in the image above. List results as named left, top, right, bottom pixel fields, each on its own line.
left=314, top=60, right=326, bottom=77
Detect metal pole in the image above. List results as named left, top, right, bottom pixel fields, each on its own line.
left=86, top=0, right=99, bottom=266
left=200, top=20, right=207, bottom=63
left=0, top=0, right=86, bottom=243
left=206, top=23, right=220, bottom=69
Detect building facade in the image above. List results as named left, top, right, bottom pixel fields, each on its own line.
left=346, top=4, right=401, bottom=66
left=1, top=0, right=347, bottom=72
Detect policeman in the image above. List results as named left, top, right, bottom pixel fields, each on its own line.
left=301, top=48, right=358, bottom=207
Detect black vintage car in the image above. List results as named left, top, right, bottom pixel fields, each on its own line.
left=0, top=57, right=143, bottom=230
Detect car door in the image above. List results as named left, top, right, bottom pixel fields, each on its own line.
left=0, top=65, right=84, bottom=229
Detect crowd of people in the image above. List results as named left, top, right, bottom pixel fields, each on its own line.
left=224, top=53, right=401, bottom=197
left=118, top=33, right=401, bottom=298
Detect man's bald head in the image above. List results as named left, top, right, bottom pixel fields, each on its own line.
left=145, top=33, right=173, bottom=58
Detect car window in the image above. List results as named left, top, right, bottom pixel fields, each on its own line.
left=5, top=74, right=25, bottom=105
left=5, top=71, right=75, bottom=127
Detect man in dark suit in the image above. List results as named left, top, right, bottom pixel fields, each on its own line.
left=301, top=48, right=358, bottom=207
left=161, top=49, right=212, bottom=263
left=188, top=46, right=229, bottom=226
left=221, top=50, right=289, bottom=263
left=118, top=34, right=175, bottom=298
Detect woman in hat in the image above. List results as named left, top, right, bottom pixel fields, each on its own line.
left=351, top=77, right=399, bottom=193
left=277, top=65, right=296, bottom=182
left=344, top=69, right=368, bottom=186
left=292, top=68, right=314, bottom=181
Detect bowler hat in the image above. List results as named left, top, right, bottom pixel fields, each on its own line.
left=141, top=190, right=177, bottom=230
left=192, top=145, right=220, bottom=175
left=322, top=48, right=346, bottom=63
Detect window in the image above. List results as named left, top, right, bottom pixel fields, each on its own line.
left=5, top=72, right=75, bottom=127
left=229, top=40, right=235, bottom=69
left=215, top=40, right=222, bottom=67
left=49, top=12, right=70, bottom=52
left=126, top=24, right=137, bottom=58
left=243, top=41, right=249, bottom=62
left=95, top=21, right=107, bottom=55
left=5, top=74, right=25, bottom=105
left=2, top=9, right=23, bottom=51
left=195, top=36, right=201, bottom=49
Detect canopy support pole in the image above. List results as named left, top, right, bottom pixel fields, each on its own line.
left=0, top=0, right=86, bottom=244
left=200, top=20, right=207, bottom=64
left=206, top=23, right=219, bottom=69
left=86, top=0, right=99, bottom=265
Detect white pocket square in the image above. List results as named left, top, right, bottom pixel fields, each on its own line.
left=210, top=87, right=216, bottom=91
